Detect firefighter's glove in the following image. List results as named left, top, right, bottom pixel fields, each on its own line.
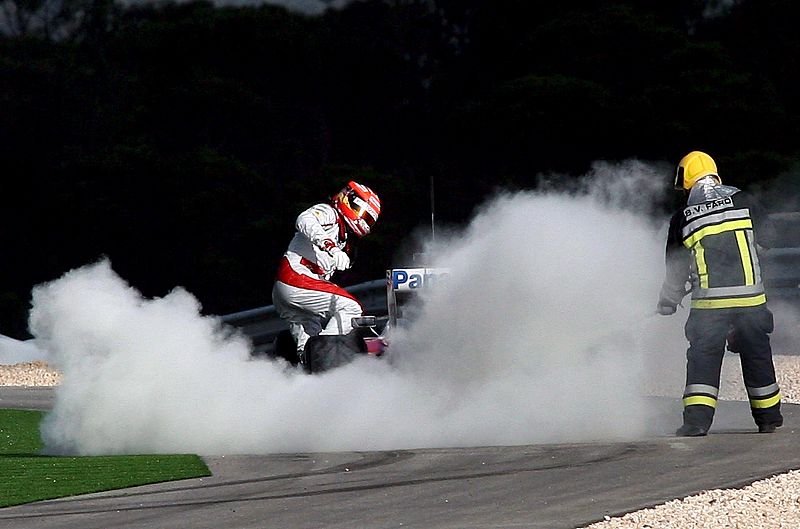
left=656, top=283, right=685, bottom=316
left=329, top=247, right=351, bottom=271
left=656, top=299, right=677, bottom=316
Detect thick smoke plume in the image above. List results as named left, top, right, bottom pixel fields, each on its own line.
left=32, top=161, right=690, bottom=455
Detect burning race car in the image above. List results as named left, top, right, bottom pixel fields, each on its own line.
left=271, top=267, right=449, bottom=373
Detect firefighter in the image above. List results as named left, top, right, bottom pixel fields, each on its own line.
left=657, top=151, right=782, bottom=437
left=272, top=181, right=381, bottom=365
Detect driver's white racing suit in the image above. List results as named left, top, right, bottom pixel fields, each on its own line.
left=271, top=203, right=363, bottom=360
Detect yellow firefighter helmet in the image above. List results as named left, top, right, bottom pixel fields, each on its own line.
left=674, top=151, right=719, bottom=190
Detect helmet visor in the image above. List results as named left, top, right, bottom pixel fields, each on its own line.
left=345, top=189, right=378, bottom=227
left=674, top=166, right=685, bottom=190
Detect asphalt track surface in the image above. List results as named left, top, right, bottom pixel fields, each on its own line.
left=2, top=387, right=800, bottom=529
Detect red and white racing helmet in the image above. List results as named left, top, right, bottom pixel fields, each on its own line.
left=332, top=181, right=381, bottom=237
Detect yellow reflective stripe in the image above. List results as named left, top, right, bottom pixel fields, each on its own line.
left=735, top=231, right=754, bottom=285
left=691, top=294, right=767, bottom=309
left=683, top=219, right=753, bottom=248
left=694, top=241, right=709, bottom=289
left=750, top=392, right=781, bottom=409
left=683, top=395, right=717, bottom=408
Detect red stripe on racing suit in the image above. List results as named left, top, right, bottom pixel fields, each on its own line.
left=300, top=257, right=326, bottom=276
left=276, top=257, right=362, bottom=308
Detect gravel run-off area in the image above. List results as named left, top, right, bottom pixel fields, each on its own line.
left=3, top=355, right=800, bottom=528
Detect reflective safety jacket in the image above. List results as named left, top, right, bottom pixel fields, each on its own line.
left=664, top=186, right=768, bottom=310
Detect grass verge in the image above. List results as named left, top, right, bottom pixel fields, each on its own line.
left=0, top=409, right=211, bottom=508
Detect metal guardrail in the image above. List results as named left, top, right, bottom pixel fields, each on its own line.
left=221, top=279, right=387, bottom=354
left=226, top=245, right=800, bottom=355
left=761, top=213, right=800, bottom=303
left=762, top=247, right=800, bottom=303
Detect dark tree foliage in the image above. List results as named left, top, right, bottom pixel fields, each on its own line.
left=1, top=0, right=798, bottom=337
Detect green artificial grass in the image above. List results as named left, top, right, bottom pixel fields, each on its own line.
left=0, top=409, right=211, bottom=508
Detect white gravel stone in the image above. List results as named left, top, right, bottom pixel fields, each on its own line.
left=0, top=361, right=61, bottom=386
left=580, top=470, right=800, bottom=529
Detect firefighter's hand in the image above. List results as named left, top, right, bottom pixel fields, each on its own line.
left=656, top=299, right=677, bottom=316
left=329, top=247, right=351, bottom=271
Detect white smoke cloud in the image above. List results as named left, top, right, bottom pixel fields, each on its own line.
left=391, top=160, right=686, bottom=440
left=32, top=160, right=689, bottom=455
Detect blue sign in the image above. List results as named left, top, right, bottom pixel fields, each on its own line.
left=389, top=268, right=449, bottom=291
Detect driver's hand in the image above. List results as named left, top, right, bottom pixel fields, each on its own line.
left=330, top=248, right=351, bottom=271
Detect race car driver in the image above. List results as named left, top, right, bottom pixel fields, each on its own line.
left=657, top=151, right=782, bottom=437
left=272, top=181, right=381, bottom=364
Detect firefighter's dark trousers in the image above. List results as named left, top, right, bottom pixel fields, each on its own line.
left=682, top=305, right=782, bottom=430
